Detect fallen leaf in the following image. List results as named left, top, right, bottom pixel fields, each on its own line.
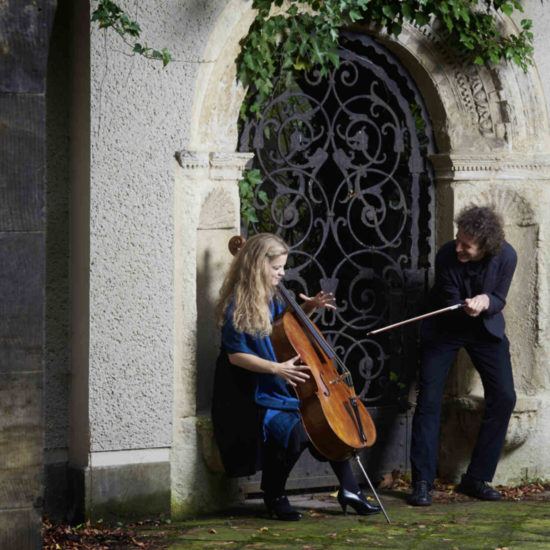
left=378, top=472, right=394, bottom=489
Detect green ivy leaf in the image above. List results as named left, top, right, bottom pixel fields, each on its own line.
left=92, top=0, right=171, bottom=67
left=235, top=0, right=535, bottom=120
left=391, top=22, right=402, bottom=36
left=414, top=12, right=430, bottom=26
left=500, top=3, right=514, bottom=16
left=382, top=5, right=396, bottom=19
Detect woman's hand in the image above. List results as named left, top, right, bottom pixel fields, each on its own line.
left=299, top=291, right=336, bottom=316
left=274, top=355, right=310, bottom=387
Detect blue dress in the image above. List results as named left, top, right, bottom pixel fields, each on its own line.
left=221, top=298, right=301, bottom=448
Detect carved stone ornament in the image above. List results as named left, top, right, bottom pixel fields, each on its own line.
left=429, top=153, right=550, bottom=182
left=198, top=189, right=237, bottom=230
left=503, top=401, right=541, bottom=451
left=477, top=188, right=536, bottom=227
left=401, top=19, right=502, bottom=140
left=175, top=150, right=209, bottom=173
left=175, top=150, right=253, bottom=180
left=445, top=395, right=540, bottom=452
left=209, top=151, right=254, bottom=181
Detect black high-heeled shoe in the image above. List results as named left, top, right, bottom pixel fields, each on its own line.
left=263, top=495, right=302, bottom=521
left=337, top=488, right=381, bottom=515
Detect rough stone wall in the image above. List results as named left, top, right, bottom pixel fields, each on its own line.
left=430, top=162, right=550, bottom=484
left=517, top=2, right=550, bottom=125
left=0, top=0, right=57, bottom=547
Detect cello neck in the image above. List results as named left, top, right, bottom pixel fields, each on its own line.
left=275, top=282, right=356, bottom=377
left=277, top=283, right=335, bottom=360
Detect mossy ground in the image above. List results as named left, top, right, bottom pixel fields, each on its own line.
left=138, top=491, right=550, bottom=549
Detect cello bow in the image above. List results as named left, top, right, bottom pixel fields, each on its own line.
left=366, top=303, right=465, bottom=336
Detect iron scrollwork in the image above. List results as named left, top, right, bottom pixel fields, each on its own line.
left=239, top=32, right=435, bottom=406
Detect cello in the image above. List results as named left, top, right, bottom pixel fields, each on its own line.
left=228, top=235, right=390, bottom=523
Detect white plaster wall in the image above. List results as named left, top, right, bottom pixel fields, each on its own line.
left=88, top=0, right=226, bottom=452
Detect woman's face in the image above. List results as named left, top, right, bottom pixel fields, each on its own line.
left=265, top=253, right=288, bottom=287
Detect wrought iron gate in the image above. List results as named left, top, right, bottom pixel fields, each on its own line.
left=238, top=32, right=435, bottom=490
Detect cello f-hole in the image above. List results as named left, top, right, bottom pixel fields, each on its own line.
left=318, top=372, right=331, bottom=397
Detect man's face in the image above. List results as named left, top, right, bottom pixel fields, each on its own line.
left=455, top=227, right=485, bottom=263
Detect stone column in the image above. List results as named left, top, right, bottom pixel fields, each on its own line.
left=171, top=150, right=252, bottom=518
left=0, top=1, right=57, bottom=548
left=429, top=153, right=550, bottom=483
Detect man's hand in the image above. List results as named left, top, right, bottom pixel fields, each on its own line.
left=464, top=294, right=490, bottom=317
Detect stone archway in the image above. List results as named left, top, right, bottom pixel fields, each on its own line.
left=176, top=1, right=550, bottom=513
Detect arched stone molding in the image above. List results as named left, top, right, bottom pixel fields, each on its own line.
left=364, top=14, right=550, bottom=155
left=189, top=1, right=255, bottom=152
left=191, top=2, right=550, bottom=157
left=171, top=150, right=251, bottom=517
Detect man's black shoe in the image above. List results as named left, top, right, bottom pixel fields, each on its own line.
left=407, top=480, right=432, bottom=506
left=456, top=474, right=501, bottom=501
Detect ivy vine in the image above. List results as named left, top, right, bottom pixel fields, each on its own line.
left=90, top=1, right=539, bottom=227
left=237, top=0, right=535, bottom=119
left=238, top=169, right=268, bottom=231
left=91, top=0, right=172, bottom=66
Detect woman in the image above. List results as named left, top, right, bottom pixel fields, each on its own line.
left=212, top=233, right=380, bottom=520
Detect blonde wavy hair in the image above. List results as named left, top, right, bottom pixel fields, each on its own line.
left=216, top=233, right=289, bottom=337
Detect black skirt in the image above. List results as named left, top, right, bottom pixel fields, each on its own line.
left=211, top=350, right=263, bottom=477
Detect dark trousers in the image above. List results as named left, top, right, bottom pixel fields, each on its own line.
left=410, top=332, right=516, bottom=484
left=261, top=422, right=360, bottom=497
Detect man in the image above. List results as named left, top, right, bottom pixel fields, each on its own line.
left=408, top=205, right=517, bottom=506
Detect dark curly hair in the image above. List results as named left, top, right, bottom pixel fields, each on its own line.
left=455, top=205, right=505, bottom=257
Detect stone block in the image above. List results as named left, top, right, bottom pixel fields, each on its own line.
left=0, top=372, right=43, bottom=512
left=0, top=95, right=46, bottom=231
left=0, top=233, right=45, bottom=373
left=70, top=461, right=171, bottom=522
left=0, top=0, right=56, bottom=94
left=0, top=508, right=42, bottom=550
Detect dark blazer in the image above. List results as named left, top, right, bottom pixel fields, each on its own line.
left=424, top=240, right=517, bottom=339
